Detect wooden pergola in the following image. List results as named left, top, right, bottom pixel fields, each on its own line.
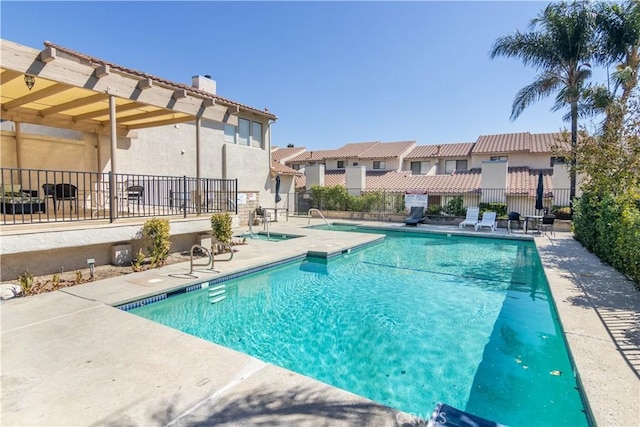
left=0, top=39, right=276, bottom=213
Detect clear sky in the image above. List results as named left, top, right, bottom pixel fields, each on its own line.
left=1, top=1, right=609, bottom=151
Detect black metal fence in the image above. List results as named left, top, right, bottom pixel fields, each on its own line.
left=295, top=188, right=572, bottom=218
left=0, top=167, right=237, bottom=225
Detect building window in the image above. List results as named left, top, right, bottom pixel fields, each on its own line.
left=410, top=161, right=421, bottom=174
left=373, top=161, right=386, bottom=170
left=550, top=156, right=566, bottom=167
left=412, top=161, right=431, bottom=174
left=251, top=122, right=263, bottom=148
left=224, top=124, right=236, bottom=143
left=238, top=118, right=250, bottom=146
left=445, top=159, right=468, bottom=174
left=292, top=164, right=301, bottom=170
left=337, top=160, right=345, bottom=169
left=490, top=155, right=508, bottom=162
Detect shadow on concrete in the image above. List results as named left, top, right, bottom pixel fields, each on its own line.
left=541, top=236, right=640, bottom=379
left=106, top=385, right=427, bottom=427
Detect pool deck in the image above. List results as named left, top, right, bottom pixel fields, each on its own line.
left=2, top=218, right=639, bottom=426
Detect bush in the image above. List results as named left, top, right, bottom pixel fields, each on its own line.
left=211, top=213, right=233, bottom=254
left=444, top=196, right=466, bottom=216
left=310, top=186, right=394, bottom=213
left=479, top=202, right=508, bottom=218
left=551, top=205, right=572, bottom=220
left=573, top=192, right=640, bottom=288
left=142, top=218, right=171, bottom=268
left=426, top=204, right=443, bottom=215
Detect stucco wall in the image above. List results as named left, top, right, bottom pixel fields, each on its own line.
left=471, top=152, right=551, bottom=169
left=222, top=142, right=271, bottom=204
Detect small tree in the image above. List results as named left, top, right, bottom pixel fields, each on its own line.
left=211, top=213, right=233, bottom=253
left=445, top=195, right=466, bottom=216
left=142, top=218, right=171, bottom=268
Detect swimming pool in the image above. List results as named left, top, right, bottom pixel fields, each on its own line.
left=236, top=231, right=302, bottom=242
left=129, top=230, right=588, bottom=425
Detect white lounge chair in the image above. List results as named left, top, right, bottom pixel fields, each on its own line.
left=458, top=207, right=480, bottom=229
left=475, top=211, right=497, bottom=232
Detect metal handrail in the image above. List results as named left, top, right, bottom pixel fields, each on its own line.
left=189, top=244, right=213, bottom=274
left=308, top=208, right=329, bottom=226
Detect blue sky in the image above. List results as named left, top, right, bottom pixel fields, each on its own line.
left=1, top=1, right=608, bottom=151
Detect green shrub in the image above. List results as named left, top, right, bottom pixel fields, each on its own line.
left=616, top=201, right=640, bottom=286
left=18, top=270, right=33, bottom=295
left=444, top=196, right=466, bottom=216
left=479, top=202, right=508, bottom=218
left=211, top=213, right=233, bottom=244
left=132, top=249, right=145, bottom=272
left=551, top=205, right=572, bottom=220
left=573, top=194, right=599, bottom=252
left=142, top=218, right=171, bottom=268
left=426, top=204, right=443, bottom=215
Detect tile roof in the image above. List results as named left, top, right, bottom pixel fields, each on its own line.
left=473, top=132, right=531, bottom=154
left=530, top=132, right=571, bottom=153
left=357, top=141, right=416, bottom=159
left=44, top=41, right=277, bottom=120
left=296, top=166, right=556, bottom=196
left=270, top=161, right=302, bottom=176
left=323, top=142, right=381, bottom=159
left=405, top=142, right=474, bottom=159
left=271, top=147, right=307, bottom=162
left=287, top=149, right=336, bottom=162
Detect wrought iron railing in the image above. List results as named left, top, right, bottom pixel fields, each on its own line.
left=0, top=167, right=237, bottom=225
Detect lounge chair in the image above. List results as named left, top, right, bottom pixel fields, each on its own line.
left=475, top=211, right=497, bottom=232
left=507, top=211, right=522, bottom=233
left=404, top=206, right=425, bottom=226
left=458, top=207, right=479, bottom=229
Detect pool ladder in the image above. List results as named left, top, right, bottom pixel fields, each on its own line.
left=208, top=284, right=226, bottom=304
left=308, top=208, right=330, bottom=226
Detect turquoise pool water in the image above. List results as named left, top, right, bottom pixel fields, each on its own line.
left=130, top=231, right=588, bottom=426
left=308, top=222, right=361, bottom=231
left=236, top=232, right=301, bottom=242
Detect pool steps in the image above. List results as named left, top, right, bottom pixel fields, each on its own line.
left=208, top=284, right=226, bottom=304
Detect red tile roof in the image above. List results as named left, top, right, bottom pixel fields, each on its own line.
left=358, top=141, right=416, bottom=159
left=405, top=142, right=474, bottom=159
left=272, top=147, right=307, bottom=162
left=271, top=161, right=302, bottom=176
left=473, top=132, right=531, bottom=154
left=288, top=149, right=337, bottom=162
left=44, top=41, right=277, bottom=120
left=530, top=132, right=571, bottom=153
left=323, top=142, right=380, bottom=159
left=295, top=166, right=556, bottom=196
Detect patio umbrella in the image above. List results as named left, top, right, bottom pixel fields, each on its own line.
left=535, top=172, right=544, bottom=213
left=275, top=174, right=282, bottom=204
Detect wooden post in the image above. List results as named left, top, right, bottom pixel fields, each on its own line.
left=109, top=95, right=118, bottom=220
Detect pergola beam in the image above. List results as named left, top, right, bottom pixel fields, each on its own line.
left=126, top=115, right=195, bottom=130
left=72, top=102, right=141, bottom=121
left=109, top=108, right=178, bottom=124
left=3, top=83, right=71, bottom=110
left=0, top=69, right=23, bottom=84
left=40, top=93, right=107, bottom=116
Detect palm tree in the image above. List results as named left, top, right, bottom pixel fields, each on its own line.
left=593, top=0, right=640, bottom=122
left=490, top=1, right=596, bottom=201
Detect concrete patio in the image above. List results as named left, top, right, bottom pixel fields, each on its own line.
left=1, top=218, right=639, bottom=426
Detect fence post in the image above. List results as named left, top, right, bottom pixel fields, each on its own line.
left=234, top=179, right=238, bottom=215
left=182, top=175, right=187, bottom=219
left=108, top=171, right=114, bottom=223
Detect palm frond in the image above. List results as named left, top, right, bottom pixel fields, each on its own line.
left=511, top=73, right=562, bottom=120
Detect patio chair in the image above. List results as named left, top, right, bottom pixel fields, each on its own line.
left=404, top=206, right=425, bottom=226
left=458, top=207, right=479, bottom=229
left=53, top=183, right=77, bottom=211
left=126, top=185, right=144, bottom=214
left=540, top=214, right=556, bottom=236
left=475, top=211, right=497, bottom=232
left=507, top=212, right=522, bottom=233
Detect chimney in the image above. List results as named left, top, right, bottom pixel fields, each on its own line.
left=480, top=159, right=507, bottom=203
left=191, top=75, right=216, bottom=94
left=345, top=165, right=366, bottom=196
left=305, top=164, right=325, bottom=190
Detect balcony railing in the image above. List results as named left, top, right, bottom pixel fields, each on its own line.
left=1, top=167, right=237, bottom=225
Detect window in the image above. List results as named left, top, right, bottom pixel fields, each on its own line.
left=410, top=162, right=421, bottom=174
left=292, top=164, right=301, bottom=170
left=238, top=119, right=250, bottom=146
left=251, top=122, right=263, bottom=148
left=373, top=161, right=386, bottom=170
left=445, top=159, right=468, bottom=174
left=224, top=124, right=236, bottom=143
left=550, top=156, right=566, bottom=167
left=490, top=155, right=508, bottom=162
left=337, top=160, right=345, bottom=169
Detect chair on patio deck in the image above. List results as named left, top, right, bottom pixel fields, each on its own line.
left=475, top=211, right=497, bottom=232
left=404, top=206, right=425, bottom=226
left=540, top=214, right=556, bottom=236
left=507, top=212, right=522, bottom=233
left=125, top=185, right=144, bottom=214
left=458, top=207, right=479, bottom=229
left=53, top=183, right=78, bottom=211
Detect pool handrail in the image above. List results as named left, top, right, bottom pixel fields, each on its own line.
left=308, top=208, right=329, bottom=226
left=189, top=244, right=213, bottom=274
